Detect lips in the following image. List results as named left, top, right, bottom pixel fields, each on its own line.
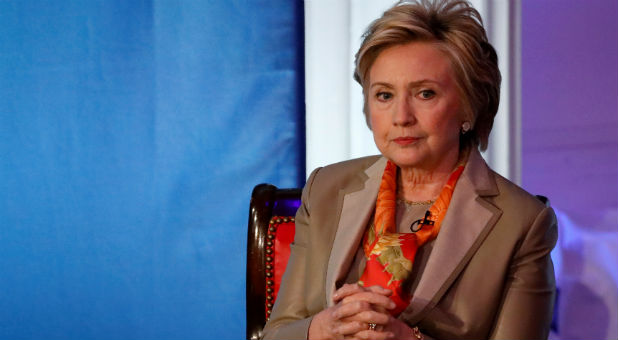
left=393, top=137, right=419, bottom=146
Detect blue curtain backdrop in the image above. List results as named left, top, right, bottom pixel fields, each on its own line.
left=0, top=1, right=304, bottom=339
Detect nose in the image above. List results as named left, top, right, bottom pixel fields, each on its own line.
left=393, top=95, right=415, bottom=126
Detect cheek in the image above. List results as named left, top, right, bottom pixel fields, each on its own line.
left=369, top=113, right=386, bottom=136
left=368, top=112, right=388, bottom=145
left=369, top=114, right=377, bottom=130
left=437, top=118, right=463, bottom=145
left=435, top=101, right=463, bottom=135
left=368, top=105, right=390, bottom=129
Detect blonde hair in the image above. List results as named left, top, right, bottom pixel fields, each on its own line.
left=354, top=0, right=501, bottom=150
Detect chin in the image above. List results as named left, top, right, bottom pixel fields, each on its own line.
left=385, top=154, right=425, bottom=169
left=376, top=143, right=427, bottom=167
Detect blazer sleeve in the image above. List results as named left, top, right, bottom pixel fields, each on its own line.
left=489, top=206, right=558, bottom=339
left=261, top=167, right=322, bottom=340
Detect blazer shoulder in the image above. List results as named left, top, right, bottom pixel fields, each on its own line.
left=491, top=171, right=552, bottom=226
left=495, top=172, right=545, bottom=205
left=310, top=155, right=382, bottom=187
left=301, top=155, right=382, bottom=210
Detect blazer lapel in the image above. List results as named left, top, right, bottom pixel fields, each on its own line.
left=325, top=157, right=387, bottom=307
left=401, top=149, right=502, bottom=324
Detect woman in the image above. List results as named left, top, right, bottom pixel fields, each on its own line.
left=263, top=0, right=557, bottom=339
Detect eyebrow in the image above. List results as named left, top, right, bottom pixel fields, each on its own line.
left=369, top=79, right=440, bottom=89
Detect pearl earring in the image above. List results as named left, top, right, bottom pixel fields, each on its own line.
left=461, top=121, right=471, bottom=134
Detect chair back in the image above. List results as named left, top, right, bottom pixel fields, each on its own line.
left=246, top=184, right=301, bottom=340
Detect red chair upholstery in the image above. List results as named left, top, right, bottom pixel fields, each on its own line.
left=246, top=184, right=301, bottom=340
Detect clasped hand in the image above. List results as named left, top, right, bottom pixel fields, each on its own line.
left=308, top=283, right=412, bottom=339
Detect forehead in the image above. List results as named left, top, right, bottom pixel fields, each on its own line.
left=369, top=42, right=455, bottom=85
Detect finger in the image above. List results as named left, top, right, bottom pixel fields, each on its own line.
left=341, top=291, right=396, bottom=310
left=335, top=307, right=391, bottom=330
left=334, top=284, right=391, bottom=301
left=308, top=306, right=344, bottom=340
left=353, top=330, right=394, bottom=340
left=333, top=300, right=372, bottom=320
left=337, top=311, right=390, bottom=331
left=366, top=285, right=392, bottom=296
left=333, top=283, right=366, bottom=302
left=350, top=309, right=390, bottom=326
left=333, top=320, right=368, bottom=336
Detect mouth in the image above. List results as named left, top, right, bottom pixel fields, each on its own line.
left=392, top=137, right=420, bottom=146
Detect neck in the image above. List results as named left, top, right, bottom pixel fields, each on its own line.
left=397, top=149, right=461, bottom=202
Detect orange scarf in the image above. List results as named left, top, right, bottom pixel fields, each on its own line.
left=358, top=160, right=465, bottom=315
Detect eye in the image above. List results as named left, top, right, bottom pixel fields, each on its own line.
left=376, top=91, right=393, bottom=101
left=418, top=89, right=436, bottom=99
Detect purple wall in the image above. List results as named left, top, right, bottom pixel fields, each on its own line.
left=521, top=0, right=617, bottom=226
left=521, top=2, right=618, bottom=339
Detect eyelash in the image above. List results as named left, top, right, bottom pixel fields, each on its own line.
left=418, top=89, right=435, bottom=99
left=376, top=92, right=393, bottom=101
left=374, top=89, right=435, bottom=101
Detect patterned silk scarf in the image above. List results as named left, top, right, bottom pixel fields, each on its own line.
left=358, top=160, right=466, bottom=316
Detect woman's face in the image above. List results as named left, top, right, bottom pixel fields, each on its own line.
left=367, top=42, right=463, bottom=172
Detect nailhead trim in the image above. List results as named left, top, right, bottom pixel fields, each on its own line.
left=265, top=215, right=295, bottom=320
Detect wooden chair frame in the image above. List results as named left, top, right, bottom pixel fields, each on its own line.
left=246, top=184, right=301, bottom=340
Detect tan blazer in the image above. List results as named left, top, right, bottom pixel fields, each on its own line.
left=263, top=149, right=557, bottom=340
